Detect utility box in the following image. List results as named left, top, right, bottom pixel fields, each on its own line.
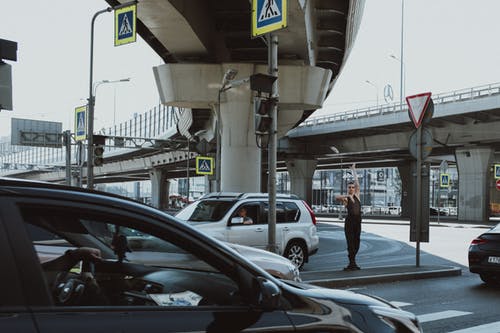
left=0, top=62, right=12, bottom=110
left=0, top=38, right=18, bottom=111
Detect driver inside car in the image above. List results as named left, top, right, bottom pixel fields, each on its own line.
left=41, top=247, right=108, bottom=306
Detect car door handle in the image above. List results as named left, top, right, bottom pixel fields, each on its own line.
left=283, top=227, right=290, bottom=231
left=255, top=228, right=264, bottom=232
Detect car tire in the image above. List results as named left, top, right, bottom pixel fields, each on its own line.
left=479, top=273, right=500, bottom=285
left=284, top=241, right=307, bottom=270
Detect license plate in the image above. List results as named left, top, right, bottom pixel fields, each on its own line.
left=488, top=256, right=500, bottom=264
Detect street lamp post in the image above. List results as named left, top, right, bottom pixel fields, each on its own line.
left=92, top=78, right=131, bottom=127
left=390, top=0, right=405, bottom=111
left=365, top=80, right=379, bottom=107
left=87, top=1, right=136, bottom=190
left=390, top=54, right=405, bottom=111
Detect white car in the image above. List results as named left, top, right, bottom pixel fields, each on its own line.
left=176, top=192, right=319, bottom=269
left=35, top=240, right=301, bottom=282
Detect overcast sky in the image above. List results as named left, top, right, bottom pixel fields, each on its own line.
left=2, top=0, right=500, bottom=136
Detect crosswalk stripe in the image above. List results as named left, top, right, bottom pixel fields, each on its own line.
left=390, top=301, right=412, bottom=308
left=447, top=321, right=500, bottom=333
left=418, top=310, right=472, bottom=323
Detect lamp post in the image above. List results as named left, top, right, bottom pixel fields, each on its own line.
left=215, top=69, right=238, bottom=192
left=390, top=54, right=406, bottom=111
left=390, top=0, right=405, bottom=110
left=365, top=80, right=379, bottom=107
left=87, top=1, right=136, bottom=190
left=92, top=78, right=131, bottom=127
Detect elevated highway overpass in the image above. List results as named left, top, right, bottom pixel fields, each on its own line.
left=3, top=83, right=500, bottom=222
left=280, top=83, right=500, bottom=223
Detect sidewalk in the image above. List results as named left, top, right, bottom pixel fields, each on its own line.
left=301, top=264, right=462, bottom=288
left=316, top=214, right=496, bottom=229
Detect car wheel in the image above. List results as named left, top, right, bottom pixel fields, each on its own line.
left=480, top=273, right=500, bottom=285
left=284, top=241, right=307, bottom=270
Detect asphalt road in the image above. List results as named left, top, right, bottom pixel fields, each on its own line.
left=307, top=219, right=500, bottom=332
left=304, top=221, right=464, bottom=273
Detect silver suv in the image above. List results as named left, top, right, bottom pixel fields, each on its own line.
left=176, top=192, right=319, bottom=269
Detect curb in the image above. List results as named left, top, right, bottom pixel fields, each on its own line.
left=302, top=265, right=462, bottom=288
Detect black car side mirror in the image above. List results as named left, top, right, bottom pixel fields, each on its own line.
left=257, top=277, right=281, bottom=310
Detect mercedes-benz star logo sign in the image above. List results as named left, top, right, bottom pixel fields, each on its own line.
left=384, top=84, right=394, bottom=103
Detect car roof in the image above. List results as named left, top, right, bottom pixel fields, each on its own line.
left=489, top=223, right=500, bottom=233
left=200, top=192, right=300, bottom=200
left=0, top=177, right=161, bottom=217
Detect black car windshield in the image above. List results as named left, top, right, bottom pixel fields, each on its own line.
left=176, top=200, right=235, bottom=222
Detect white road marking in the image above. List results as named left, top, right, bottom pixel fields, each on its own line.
left=418, top=310, right=472, bottom=323
left=447, top=321, right=500, bottom=333
left=390, top=301, right=412, bottom=307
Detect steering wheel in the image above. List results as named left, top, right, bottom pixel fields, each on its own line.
left=53, top=257, right=96, bottom=306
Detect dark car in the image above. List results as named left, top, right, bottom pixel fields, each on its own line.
left=429, top=207, right=448, bottom=216
left=0, top=178, right=422, bottom=333
left=469, top=223, right=500, bottom=285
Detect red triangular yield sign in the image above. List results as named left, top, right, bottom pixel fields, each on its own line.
left=406, top=92, right=432, bottom=128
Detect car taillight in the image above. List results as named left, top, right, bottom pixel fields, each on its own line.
left=302, top=201, right=317, bottom=225
left=471, top=237, right=487, bottom=245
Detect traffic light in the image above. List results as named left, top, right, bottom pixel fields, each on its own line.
left=93, top=135, right=106, bottom=167
left=254, top=96, right=274, bottom=135
left=93, top=144, right=104, bottom=167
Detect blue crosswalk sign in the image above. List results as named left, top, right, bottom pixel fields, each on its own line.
left=115, top=4, right=136, bottom=46
left=196, top=156, right=214, bottom=175
left=74, top=105, right=87, bottom=141
left=252, top=0, right=287, bottom=37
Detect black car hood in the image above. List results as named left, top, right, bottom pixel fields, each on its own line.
left=283, top=281, right=394, bottom=307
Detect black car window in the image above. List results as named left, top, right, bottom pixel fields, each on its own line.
left=231, top=203, right=260, bottom=225
left=262, top=201, right=301, bottom=224
left=19, top=204, right=244, bottom=308
left=176, top=200, right=235, bottom=222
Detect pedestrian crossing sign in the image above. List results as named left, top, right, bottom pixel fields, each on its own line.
left=115, top=4, right=137, bottom=46
left=440, top=173, right=450, bottom=188
left=74, top=105, right=87, bottom=141
left=252, top=0, right=287, bottom=37
left=196, top=156, right=214, bottom=175
left=495, top=164, right=500, bottom=179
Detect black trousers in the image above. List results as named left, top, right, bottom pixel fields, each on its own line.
left=344, top=217, right=361, bottom=264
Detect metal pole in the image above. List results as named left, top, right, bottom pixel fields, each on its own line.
left=267, top=33, right=278, bottom=253
left=87, top=7, right=112, bottom=189
left=186, top=138, right=190, bottom=201
left=78, top=141, right=83, bottom=188
left=64, top=130, right=71, bottom=186
left=216, top=90, right=222, bottom=192
left=399, top=0, right=405, bottom=110
left=416, top=125, right=422, bottom=267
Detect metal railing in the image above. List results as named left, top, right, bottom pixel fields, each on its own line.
left=300, top=82, right=500, bottom=127
left=0, top=105, right=182, bottom=172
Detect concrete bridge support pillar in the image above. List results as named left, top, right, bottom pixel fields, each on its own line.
left=398, top=163, right=411, bottom=219
left=286, top=159, right=317, bottom=205
left=456, top=147, right=493, bottom=222
left=150, top=168, right=170, bottom=210
left=218, top=65, right=261, bottom=192
left=153, top=62, right=331, bottom=193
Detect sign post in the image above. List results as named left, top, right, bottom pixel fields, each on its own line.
left=407, top=92, right=432, bottom=267
left=251, top=0, right=286, bottom=253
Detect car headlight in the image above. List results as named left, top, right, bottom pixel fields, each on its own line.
left=370, top=306, right=422, bottom=333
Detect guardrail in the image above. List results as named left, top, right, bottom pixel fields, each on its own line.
left=0, top=105, right=181, bottom=172
left=300, top=82, right=500, bottom=127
